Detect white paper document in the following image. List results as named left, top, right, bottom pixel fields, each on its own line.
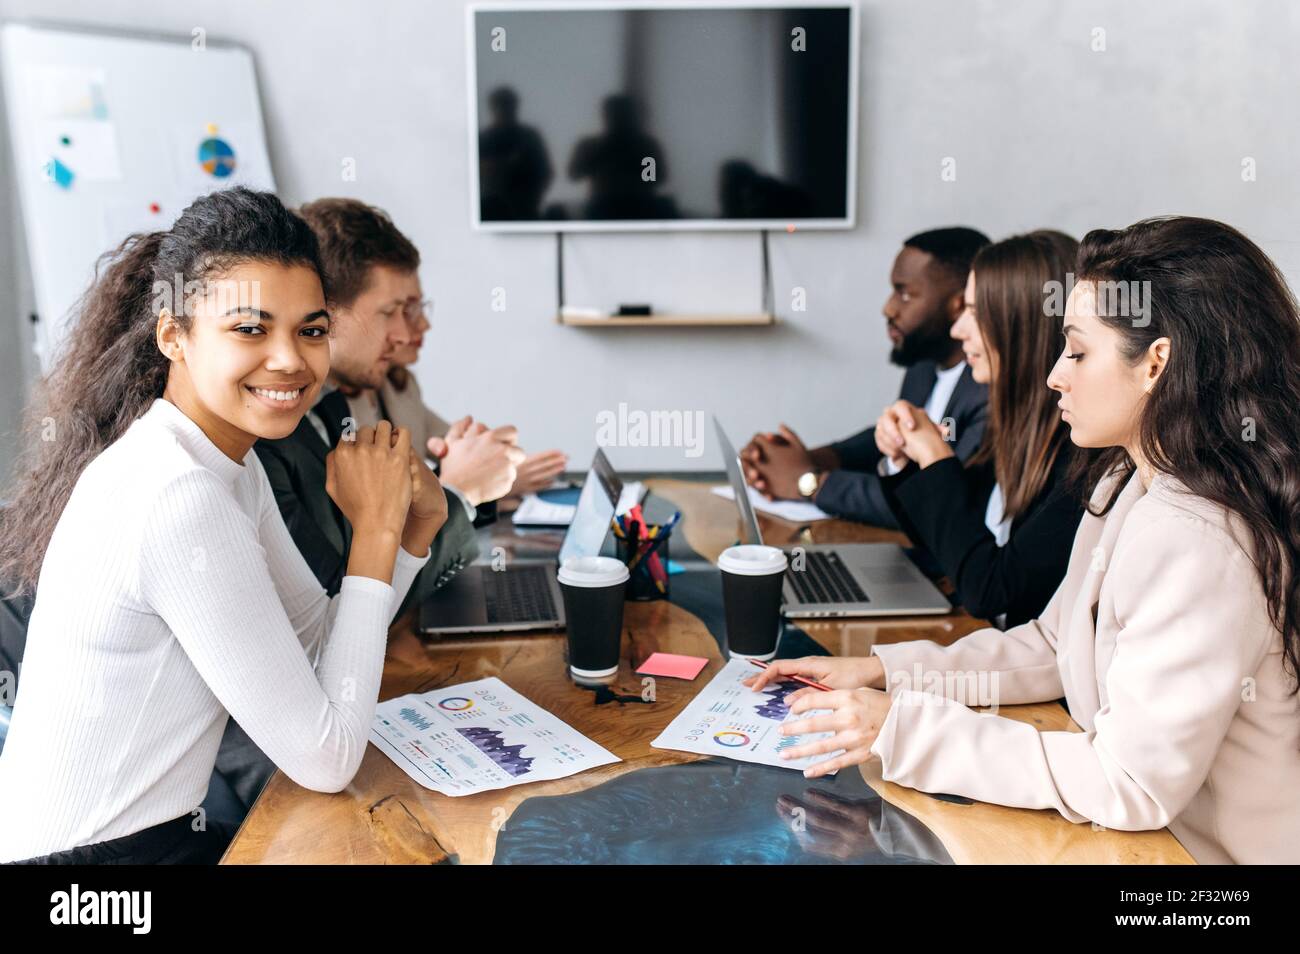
left=371, top=677, right=620, bottom=796
left=510, top=494, right=578, bottom=526
left=512, top=481, right=645, bottom=526
left=712, top=484, right=832, bottom=523
left=651, top=658, right=842, bottom=773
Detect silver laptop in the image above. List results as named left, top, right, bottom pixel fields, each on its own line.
left=715, top=418, right=951, bottom=618
left=418, top=450, right=621, bottom=635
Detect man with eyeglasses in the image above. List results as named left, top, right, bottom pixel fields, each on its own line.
left=249, top=200, right=489, bottom=613
left=346, top=292, right=568, bottom=512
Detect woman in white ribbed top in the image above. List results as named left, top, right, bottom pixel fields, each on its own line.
left=0, top=188, right=446, bottom=864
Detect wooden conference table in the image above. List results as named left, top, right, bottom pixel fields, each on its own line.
left=221, top=477, right=1192, bottom=865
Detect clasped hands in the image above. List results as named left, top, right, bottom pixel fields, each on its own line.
left=741, top=402, right=955, bottom=502
left=426, top=416, right=567, bottom=505
left=874, top=400, right=955, bottom=471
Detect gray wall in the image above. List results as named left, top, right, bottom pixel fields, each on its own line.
left=2, top=0, right=1298, bottom=482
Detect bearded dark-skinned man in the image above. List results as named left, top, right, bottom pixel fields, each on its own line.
left=742, top=227, right=991, bottom=528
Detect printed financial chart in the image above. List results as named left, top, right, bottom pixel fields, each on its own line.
left=652, top=658, right=843, bottom=773
left=372, top=677, right=620, bottom=796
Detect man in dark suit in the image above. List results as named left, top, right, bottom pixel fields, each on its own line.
left=251, top=204, right=483, bottom=612
left=254, top=387, right=479, bottom=612
left=742, top=227, right=991, bottom=528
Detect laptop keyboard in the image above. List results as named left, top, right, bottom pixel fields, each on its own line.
left=786, top=550, right=870, bottom=605
left=484, top=565, right=558, bottom=625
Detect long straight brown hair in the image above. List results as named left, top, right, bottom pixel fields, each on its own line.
left=967, top=230, right=1079, bottom=520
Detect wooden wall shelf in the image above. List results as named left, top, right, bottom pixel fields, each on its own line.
left=558, top=313, right=776, bottom=328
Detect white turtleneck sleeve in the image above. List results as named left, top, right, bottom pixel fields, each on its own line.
left=136, top=463, right=426, bottom=794
left=0, top=399, right=426, bottom=862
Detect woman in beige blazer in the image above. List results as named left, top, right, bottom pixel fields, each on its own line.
left=749, top=217, right=1300, bottom=864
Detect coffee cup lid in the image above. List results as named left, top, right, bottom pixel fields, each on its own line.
left=558, top=555, right=630, bottom=588
left=717, top=544, right=788, bottom=576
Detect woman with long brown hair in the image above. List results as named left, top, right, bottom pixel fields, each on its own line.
left=749, top=217, right=1300, bottom=863
left=870, top=230, right=1086, bottom=627
left=0, top=187, right=445, bottom=864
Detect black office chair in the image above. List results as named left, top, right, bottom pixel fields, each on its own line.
left=0, top=585, right=32, bottom=758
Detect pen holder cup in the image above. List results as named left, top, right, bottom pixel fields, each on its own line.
left=615, top=524, right=672, bottom=602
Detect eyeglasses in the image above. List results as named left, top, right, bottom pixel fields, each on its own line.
left=403, top=298, right=433, bottom=323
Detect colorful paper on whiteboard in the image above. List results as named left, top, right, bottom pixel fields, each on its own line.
left=28, top=65, right=110, bottom=120
left=38, top=117, right=121, bottom=181
left=43, top=156, right=74, bottom=189
left=168, top=121, right=273, bottom=196
left=23, top=66, right=120, bottom=181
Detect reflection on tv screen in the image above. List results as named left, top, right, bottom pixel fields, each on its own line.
left=472, top=6, right=854, bottom=228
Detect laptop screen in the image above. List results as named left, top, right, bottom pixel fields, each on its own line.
left=713, top=417, right=764, bottom=546
left=558, top=449, right=621, bottom=565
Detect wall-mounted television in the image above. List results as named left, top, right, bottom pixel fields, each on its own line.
left=467, top=1, right=858, bottom=232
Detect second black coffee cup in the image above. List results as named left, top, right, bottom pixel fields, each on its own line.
left=717, top=544, right=788, bottom=660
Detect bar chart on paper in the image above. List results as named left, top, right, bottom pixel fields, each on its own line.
left=371, top=677, right=619, bottom=796
left=652, top=658, right=844, bottom=773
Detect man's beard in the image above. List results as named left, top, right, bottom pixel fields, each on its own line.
left=889, top=319, right=954, bottom=367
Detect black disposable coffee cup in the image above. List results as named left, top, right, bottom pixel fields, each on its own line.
left=718, top=545, right=788, bottom=661
left=558, top=556, right=630, bottom=684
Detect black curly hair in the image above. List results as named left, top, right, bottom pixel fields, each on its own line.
left=0, top=187, right=325, bottom=596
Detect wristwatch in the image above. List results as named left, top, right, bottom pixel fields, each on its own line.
left=797, top=470, right=821, bottom=498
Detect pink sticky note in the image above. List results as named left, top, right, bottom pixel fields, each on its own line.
left=636, top=652, right=709, bottom=680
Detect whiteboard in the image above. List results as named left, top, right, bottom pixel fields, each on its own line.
left=1, top=21, right=276, bottom=371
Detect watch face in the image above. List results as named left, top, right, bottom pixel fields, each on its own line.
left=798, top=472, right=818, bottom=497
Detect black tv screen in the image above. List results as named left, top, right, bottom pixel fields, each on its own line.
left=468, top=3, right=857, bottom=231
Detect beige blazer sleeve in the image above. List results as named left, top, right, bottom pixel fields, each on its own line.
left=423, top=402, right=451, bottom=440
left=380, top=376, right=452, bottom=454
left=869, top=511, right=1273, bottom=831
left=871, top=584, right=1066, bottom=706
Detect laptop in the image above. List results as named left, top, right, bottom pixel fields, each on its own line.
left=714, top=418, right=951, bottom=618
left=418, top=449, right=621, bottom=635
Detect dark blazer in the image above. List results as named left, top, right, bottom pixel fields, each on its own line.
left=815, top=361, right=989, bottom=527
left=253, top=390, right=479, bottom=617
left=880, top=440, right=1084, bottom=628
left=0, top=587, right=33, bottom=681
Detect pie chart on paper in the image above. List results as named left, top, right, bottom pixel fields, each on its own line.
left=197, top=136, right=236, bottom=177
